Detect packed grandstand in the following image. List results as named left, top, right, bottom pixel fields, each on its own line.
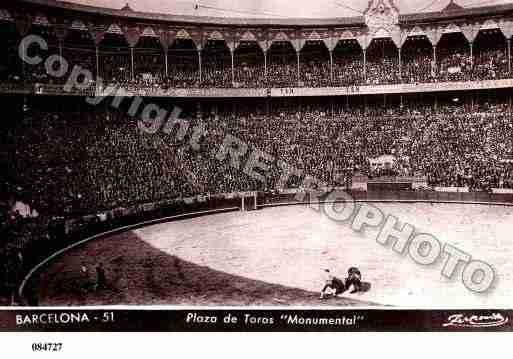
left=1, top=0, right=513, bottom=304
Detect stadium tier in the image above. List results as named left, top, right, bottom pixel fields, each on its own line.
left=2, top=0, right=513, bottom=305
left=3, top=94, right=513, bottom=215
left=2, top=0, right=513, bottom=92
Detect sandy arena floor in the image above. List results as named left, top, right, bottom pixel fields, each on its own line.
left=37, top=203, right=513, bottom=307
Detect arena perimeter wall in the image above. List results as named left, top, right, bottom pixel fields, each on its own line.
left=17, top=189, right=513, bottom=304
left=258, top=190, right=513, bottom=207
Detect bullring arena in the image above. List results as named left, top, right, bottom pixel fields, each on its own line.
left=26, top=199, right=513, bottom=308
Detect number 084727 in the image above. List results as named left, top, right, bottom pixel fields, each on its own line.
left=31, top=343, right=63, bottom=352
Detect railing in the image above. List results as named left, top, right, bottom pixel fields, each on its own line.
left=1, top=78, right=513, bottom=98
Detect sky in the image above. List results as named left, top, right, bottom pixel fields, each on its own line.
left=62, top=0, right=513, bottom=18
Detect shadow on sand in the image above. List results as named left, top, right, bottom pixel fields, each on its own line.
left=32, top=231, right=380, bottom=307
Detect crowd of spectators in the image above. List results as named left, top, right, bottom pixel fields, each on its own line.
left=4, top=37, right=511, bottom=90
left=4, top=98, right=512, bottom=216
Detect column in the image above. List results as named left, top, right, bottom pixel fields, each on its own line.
left=508, top=38, right=511, bottom=75
left=198, top=48, right=202, bottom=83
left=363, top=48, right=367, bottom=80
left=469, top=41, right=473, bottom=66
left=432, top=45, right=437, bottom=78
left=130, top=46, right=135, bottom=81
left=296, top=51, right=300, bottom=85
left=264, top=50, right=267, bottom=82
left=95, top=46, right=100, bottom=79
left=164, top=49, right=168, bottom=77
left=346, top=167, right=351, bottom=191
left=329, top=50, right=333, bottom=83
left=21, top=39, right=25, bottom=79
left=398, top=47, right=402, bottom=80
left=231, top=49, right=235, bottom=85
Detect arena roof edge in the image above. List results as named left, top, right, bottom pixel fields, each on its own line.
left=13, top=0, right=513, bottom=28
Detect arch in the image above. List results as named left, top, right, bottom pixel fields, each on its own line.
left=62, top=28, right=96, bottom=74
left=137, top=35, right=162, bottom=47
left=437, top=31, right=470, bottom=55
left=366, top=37, right=400, bottom=84
left=332, top=39, right=364, bottom=86
left=402, top=35, right=433, bottom=56
left=168, top=38, right=199, bottom=87
left=63, top=28, right=95, bottom=52
left=474, top=27, right=507, bottom=51
left=401, top=35, right=435, bottom=84
left=173, top=28, right=203, bottom=50
left=300, top=40, right=330, bottom=87
left=267, top=40, right=297, bottom=87
left=134, top=35, right=165, bottom=82
left=123, top=26, right=142, bottom=48
left=268, top=41, right=296, bottom=60
left=300, top=40, right=329, bottom=56
left=233, top=41, right=265, bottom=88
left=473, top=28, right=508, bottom=80
left=30, top=21, right=59, bottom=50
left=202, top=39, right=231, bottom=88
left=367, top=37, right=398, bottom=56
left=437, top=31, right=471, bottom=82
left=98, top=31, right=131, bottom=82
left=63, top=27, right=95, bottom=48
left=99, top=30, right=130, bottom=48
